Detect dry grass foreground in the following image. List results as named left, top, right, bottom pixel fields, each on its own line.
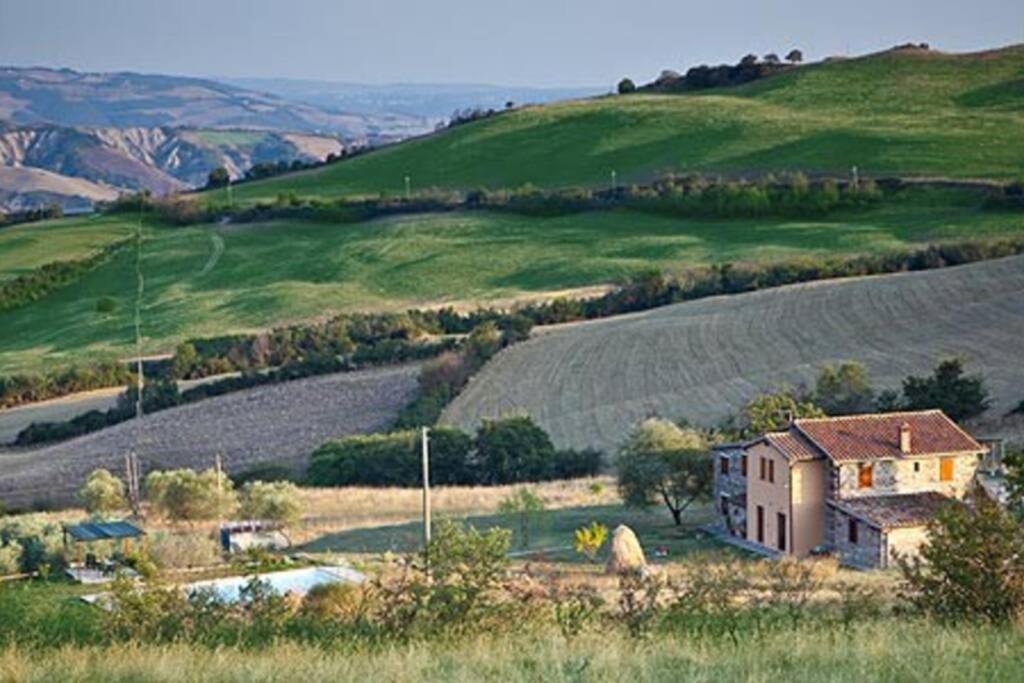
left=2, top=623, right=1022, bottom=682
left=443, top=255, right=1024, bottom=451
left=0, top=365, right=420, bottom=510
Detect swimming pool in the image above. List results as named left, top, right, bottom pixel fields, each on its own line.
left=184, top=565, right=365, bottom=603
left=82, top=564, right=365, bottom=607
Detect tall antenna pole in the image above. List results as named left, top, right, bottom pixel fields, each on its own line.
left=421, top=426, right=431, bottom=567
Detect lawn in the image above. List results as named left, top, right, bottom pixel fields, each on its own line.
left=298, top=502, right=735, bottom=564
left=219, top=46, right=1024, bottom=204
left=2, top=187, right=1024, bottom=374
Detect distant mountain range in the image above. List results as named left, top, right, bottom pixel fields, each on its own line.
left=0, top=125, right=344, bottom=213
left=0, top=67, right=595, bottom=213
left=0, top=66, right=428, bottom=139
left=221, top=78, right=601, bottom=122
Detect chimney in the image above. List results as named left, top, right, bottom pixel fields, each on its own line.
left=784, top=410, right=795, bottom=427
left=899, top=422, right=912, bottom=454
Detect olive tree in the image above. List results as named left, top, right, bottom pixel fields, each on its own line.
left=238, top=481, right=303, bottom=528
left=616, top=419, right=712, bottom=526
left=79, top=469, right=127, bottom=516
left=145, top=468, right=236, bottom=522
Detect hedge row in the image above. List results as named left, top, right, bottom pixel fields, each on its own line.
left=6, top=234, right=1024, bottom=413
left=307, top=417, right=601, bottom=487
left=0, top=238, right=131, bottom=312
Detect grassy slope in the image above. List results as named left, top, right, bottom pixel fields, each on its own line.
left=222, top=46, right=1024, bottom=203
left=0, top=215, right=134, bottom=282
left=2, top=189, right=1023, bottom=373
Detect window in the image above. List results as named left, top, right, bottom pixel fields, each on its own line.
left=940, top=457, right=955, bottom=482
left=720, top=456, right=730, bottom=475
left=720, top=495, right=729, bottom=515
left=756, top=506, right=765, bottom=543
left=858, top=463, right=873, bottom=489
left=768, top=459, right=775, bottom=484
left=741, top=454, right=748, bottom=477
left=759, top=457, right=766, bottom=481
left=913, top=462, right=920, bottom=473
left=848, top=518, right=859, bottom=544
left=777, top=512, right=787, bottom=551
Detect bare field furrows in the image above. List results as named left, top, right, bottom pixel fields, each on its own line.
left=443, top=256, right=1024, bottom=453
left=0, top=372, right=245, bottom=446
left=0, top=365, right=420, bottom=509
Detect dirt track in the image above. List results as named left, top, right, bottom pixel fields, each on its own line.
left=0, top=364, right=419, bottom=509
left=443, top=255, right=1024, bottom=452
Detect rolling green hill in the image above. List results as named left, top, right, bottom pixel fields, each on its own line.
left=222, top=45, right=1024, bottom=204
left=2, top=188, right=1024, bottom=374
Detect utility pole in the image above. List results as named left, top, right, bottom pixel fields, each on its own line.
left=611, top=169, right=617, bottom=191
left=128, top=197, right=145, bottom=519
left=421, top=426, right=432, bottom=567
left=404, top=175, right=411, bottom=200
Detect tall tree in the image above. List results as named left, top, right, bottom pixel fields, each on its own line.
left=616, top=419, right=711, bottom=525
left=901, top=359, right=990, bottom=422
left=815, top=362, right=875, bottom=415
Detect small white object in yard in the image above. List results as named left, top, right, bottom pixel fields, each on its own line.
left=605, top=524, right=648, bottom=575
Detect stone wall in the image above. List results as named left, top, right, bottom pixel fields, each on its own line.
left=829, top=505, right=882, bottom=568
left=713, top=445, right=748, bottom=536
left=713, top=446, right=747, bottom=499
left=833, top=453, right=981, bottom=501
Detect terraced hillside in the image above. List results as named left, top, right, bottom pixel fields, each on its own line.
left=224, top=45, right=1024, bottom=203
left=5, top=188, right=1024, bottom=375
left=442, top=256, right=1024, bottom=452
left=0, top=365, right=419, bottom=510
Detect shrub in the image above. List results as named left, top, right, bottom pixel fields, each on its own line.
left=238, top=481, right=303, bottom=528
left=899, top=495, right=1024, bottom=624
left=307, top=432, right=422, bottom=487
left=146, top=532, right=222, bottom=570
left=617, top=78, right=637, bottom=94
left=497, top=488, right=546, bottom=549
left=79, top=469, right=127, bottom=516
left=573, top=522, right=609, bottom=561
left=95, top=296, right=118, bottom=314
left=475, top=416, right=556, bottom=484
left=145, top=468, right=237, bottom=522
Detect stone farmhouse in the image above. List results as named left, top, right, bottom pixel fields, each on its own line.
left=713, top=410, right=987, bottom=569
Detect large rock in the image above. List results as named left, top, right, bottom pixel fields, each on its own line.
left=605, top=524, right=647, bottom=575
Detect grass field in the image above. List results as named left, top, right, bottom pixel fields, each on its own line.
left=3, top=624, right=1022, bottom=682
left=3, top=188, right=1024, bottom=374
left=219, top=46, right=1024, bottom=204
left=0, top=214, right=134, bottom=282
left=443, top=254, right=1024, bottom=451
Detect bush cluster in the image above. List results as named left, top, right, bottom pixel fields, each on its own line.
left=0, top=239, right=131, bottom=312
left=307, top=417, right=601, bottom=487
left=0, top=362, right=132, bottom=411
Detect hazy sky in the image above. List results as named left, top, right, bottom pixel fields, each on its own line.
left=1, top=0, right=1022, bottom=87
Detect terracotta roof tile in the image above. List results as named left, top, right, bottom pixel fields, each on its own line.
left=828, top=492, right=956, bottom=530
left=763, top=431, right=821, bottom=462
left=794, top=410, right=982, bottom=463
